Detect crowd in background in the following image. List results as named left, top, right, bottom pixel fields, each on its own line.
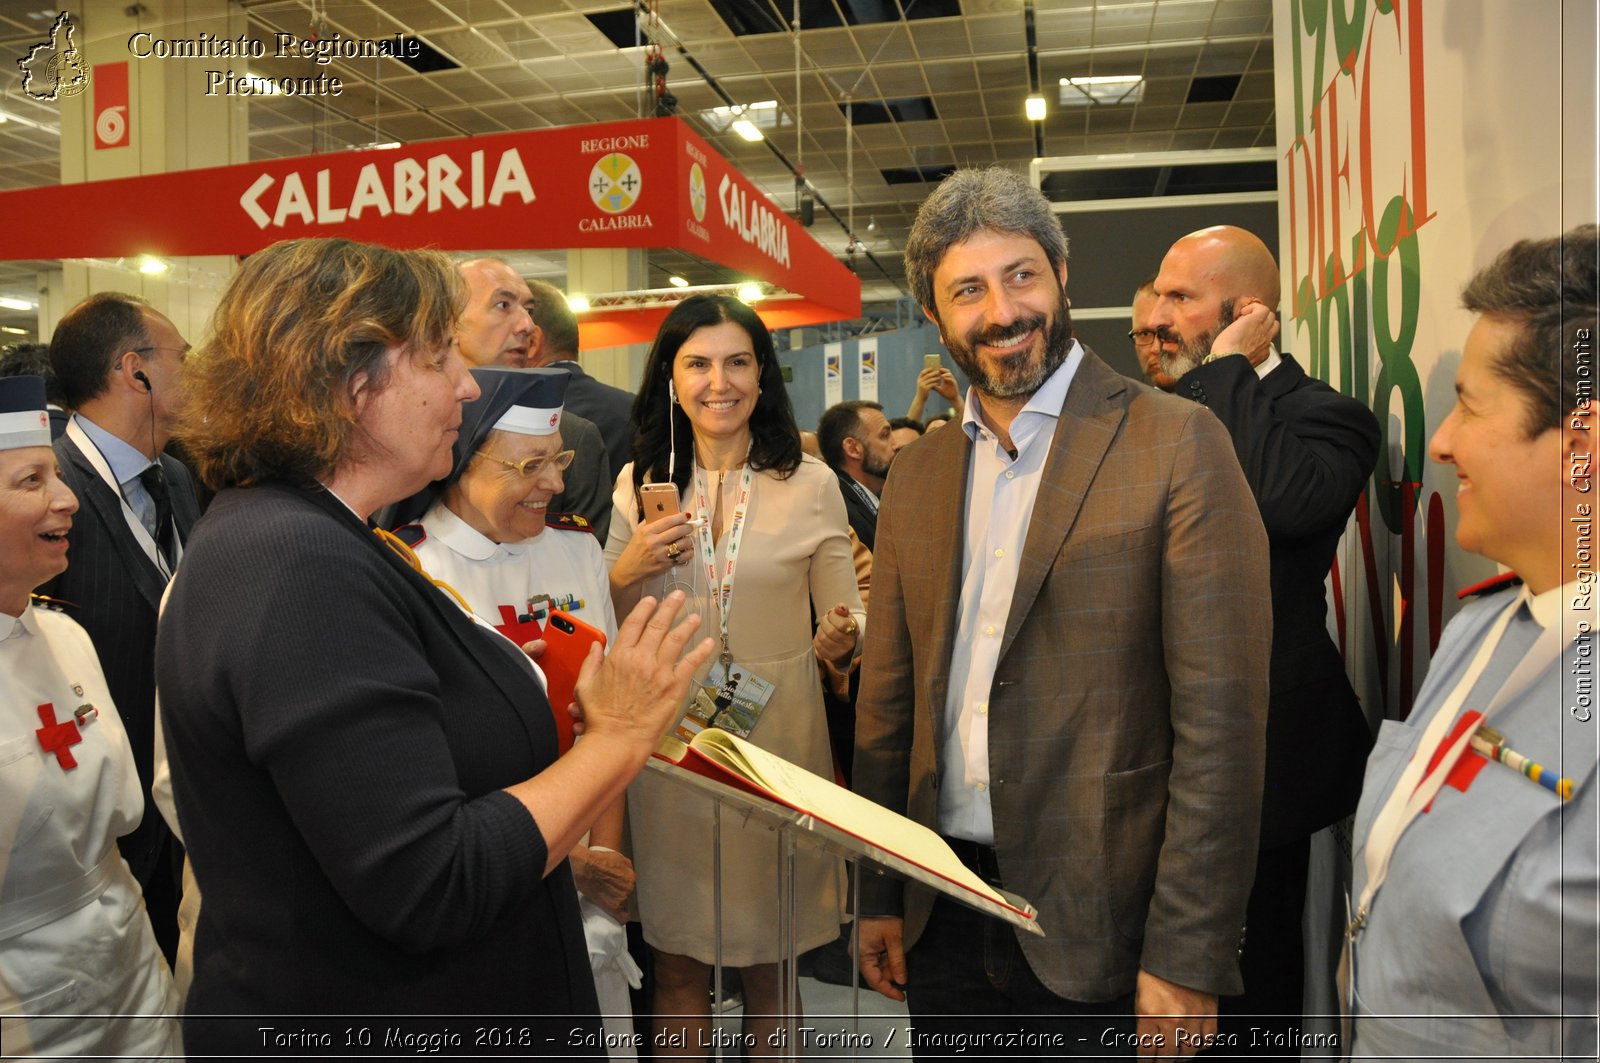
left=0, top=171, right=1593, bottom=1063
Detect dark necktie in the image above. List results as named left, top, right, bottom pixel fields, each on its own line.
left=138, top=463, right=176, bottom=568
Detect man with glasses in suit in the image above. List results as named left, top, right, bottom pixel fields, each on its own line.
left=41, top=292, right=200, bottom=962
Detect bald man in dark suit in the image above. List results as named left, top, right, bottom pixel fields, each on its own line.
left=1148, top=226, right=1380, bottom=1053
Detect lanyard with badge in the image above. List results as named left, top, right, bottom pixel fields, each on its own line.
left=1338, top=591, right=1572, bottom=1032
left=65, top=417, right=176, bottom=580
left=671, top=457, right=775, bottom=743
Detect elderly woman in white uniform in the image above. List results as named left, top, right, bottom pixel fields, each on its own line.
left=392, top=368, right=619, bottom=648
left=390, top=366, right=638, bottom=1056
left=0, top=375, right=180, bottom=1059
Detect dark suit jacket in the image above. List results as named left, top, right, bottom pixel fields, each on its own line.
left=854, top=349, right=1272, bottom=1002
left=1176, top=353, right=1379, bottom=846
left=549, top=359, right=634, bottom=474
left=831, top=468, right=879, bottom=553
left=158, top=484, right=599, bottom=1051
left=548, top=410, right=612, bottom=543
left=39, top=430, right=200, bottom=887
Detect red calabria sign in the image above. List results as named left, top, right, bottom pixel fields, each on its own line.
left=0, top=117, right=860, bottom=343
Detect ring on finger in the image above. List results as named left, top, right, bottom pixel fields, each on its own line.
left=666, top=542, right=680, bottom=559
left=843, top=617, right=859, bottom=636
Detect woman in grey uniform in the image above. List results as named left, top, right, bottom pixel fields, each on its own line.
left=1347, top=226, right=1597, bottom=1058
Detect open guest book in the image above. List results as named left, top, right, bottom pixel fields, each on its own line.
left=651, top=728, right=1041, bottom=934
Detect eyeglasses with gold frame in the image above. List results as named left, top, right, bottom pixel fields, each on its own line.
left=475, top=449, right=576, bottom=478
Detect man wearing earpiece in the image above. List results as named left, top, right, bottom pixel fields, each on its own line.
left=39, top=291, right=200, bottom=964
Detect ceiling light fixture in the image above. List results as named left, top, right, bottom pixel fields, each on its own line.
left=0, top=109, right=56, bottom=133
left=1025, top=94, right=1046, bottom=121
left=731, top=118, right=763, bottom=142
left=668, top=275, right=689, bottom=288
left=567, top=294, right=591, bottom=312
left=1058, top=75, right=1145, bottom=107
left=138, top=256, right=170, bottom=275
left=241, top=72, right=282, bottom=96
left=0, top=297, right=35, bottom=311
left=1061, top=75, right=1144, bottom=86
left=0, top=326, right=27, bottom=336
left=736, top=283, right=763, bottom=304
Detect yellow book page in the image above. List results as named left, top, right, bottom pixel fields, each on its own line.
left=692, top=730, right=1011, bottom=910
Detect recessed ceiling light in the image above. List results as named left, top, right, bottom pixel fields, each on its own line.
left=1058, top=75, right=1145, bottom=107
left=668, top=276, right=689, bottom=288
left=1024, top=94, right=1046, bottom=121
left=1060, top=75, right=1142, bottom=86
left=701, top=100, right=782, bottom=139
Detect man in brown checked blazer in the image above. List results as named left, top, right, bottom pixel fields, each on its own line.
left=852, top=167, right=1272, bottom=1058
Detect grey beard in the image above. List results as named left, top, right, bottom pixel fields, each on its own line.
left=1158, top=340, right=1207, bottom=381
left=1156, top=298, right=1235, bottom=382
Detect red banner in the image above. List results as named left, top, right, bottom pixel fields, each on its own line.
left=0, top=117, right=859, bottom=340
left=92, top=62, right=129, bottom=149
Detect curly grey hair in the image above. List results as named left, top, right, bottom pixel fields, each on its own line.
left=903, top=167, right=1069, bottom=314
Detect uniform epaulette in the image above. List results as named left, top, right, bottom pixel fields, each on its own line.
left=1457, top=572, right=1522, bottom=600
left=28, top=593, right=73, bottom=613
left=545, top=511, right=595, bottom=535
left=391, top=523, right=427, bottom=548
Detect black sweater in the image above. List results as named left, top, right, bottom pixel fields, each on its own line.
left=158, top=483, right=600, bottom=1055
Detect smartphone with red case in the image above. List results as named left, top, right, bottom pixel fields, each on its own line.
left=540, top=609, right=607, bottom=754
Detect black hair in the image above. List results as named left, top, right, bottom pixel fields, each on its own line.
left=525, top=278, right=580, bottom=357
left=888, top=415, right=924, bottom=436
left=628, top=294, right=801, bottom=498
left=49, top=292, right=150, bottom=408
left=1461, top=224, right=1599, bottom=437
left=816, top=400, right=883, bottom=469
left=0, top=342, right=66, bottom=407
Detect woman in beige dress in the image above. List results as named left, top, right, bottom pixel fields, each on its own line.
left=607, top=295, right=863, bottom=1056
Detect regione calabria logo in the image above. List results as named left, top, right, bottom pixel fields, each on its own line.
left=688, top=163, right=707, bottom=222
left=588, top=153, right=641, bottom=214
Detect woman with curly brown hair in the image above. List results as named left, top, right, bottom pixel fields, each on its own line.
left=157, top=237, right=711, bottom=1055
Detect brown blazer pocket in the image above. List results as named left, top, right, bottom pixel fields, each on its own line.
left=1058, top=523, right=1159, bottom=563
left=1102, top=759, right=1172, bottom=942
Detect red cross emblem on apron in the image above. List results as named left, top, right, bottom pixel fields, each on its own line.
left=35, top=702, right=82, bottom=770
